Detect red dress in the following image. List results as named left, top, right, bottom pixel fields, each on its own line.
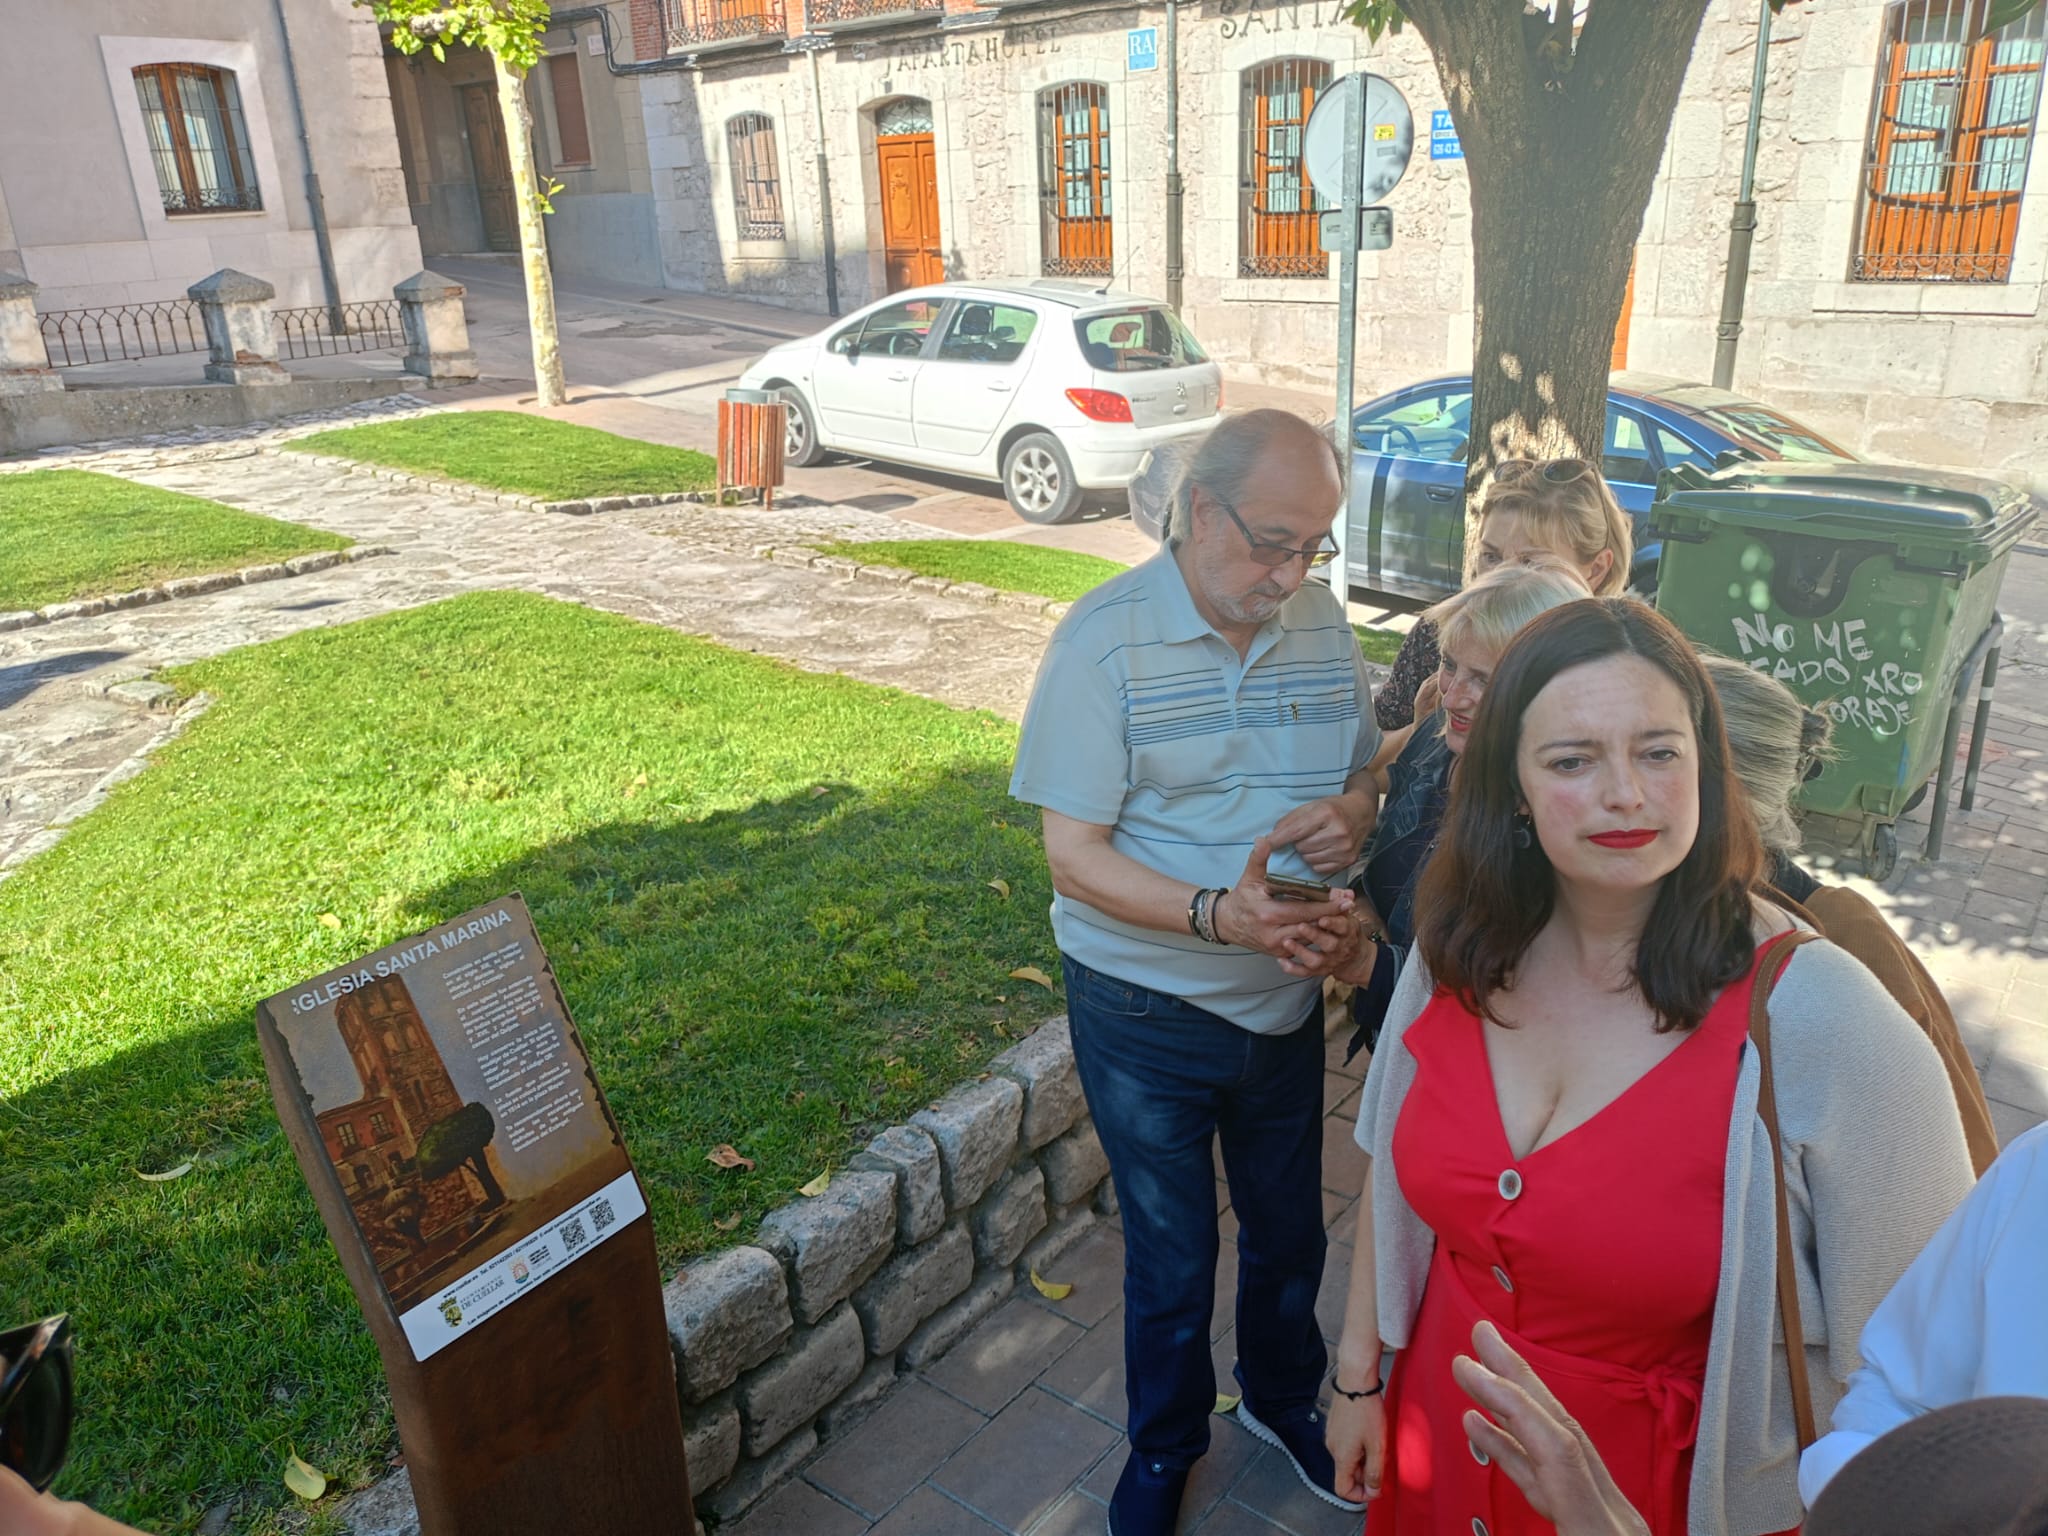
left=1371, top=943, right=1780, bottom=1536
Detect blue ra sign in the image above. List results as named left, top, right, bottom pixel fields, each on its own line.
left=1430, top=109, right=1464, bottom=161
left=1127, top=27, right=1159, bottom=72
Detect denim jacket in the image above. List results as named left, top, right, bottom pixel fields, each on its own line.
left=1357, top=710, right=1453, bottom=952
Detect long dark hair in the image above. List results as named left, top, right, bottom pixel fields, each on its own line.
left=1415, top=598, right=1764, bottom=1032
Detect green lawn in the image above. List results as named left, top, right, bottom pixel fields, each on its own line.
left=815, top=539, right=1129, bottom=604
left=0, top=592, right=1058, bottom=1532
left=1353, top=623, right=1403, bottom=666
left=816, top=539, right=1407, bottom=664
left=0, top=470, right=351, bottom=612
left=286, top=411, right=717, bottom=501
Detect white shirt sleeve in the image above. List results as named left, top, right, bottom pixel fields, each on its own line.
left=1798, top=1122, right=2048, bottom=1505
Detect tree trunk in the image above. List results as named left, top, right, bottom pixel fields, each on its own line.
left=1400, top=0, right=1715, bottom=493
left=492, top=51, right=567, bottom=407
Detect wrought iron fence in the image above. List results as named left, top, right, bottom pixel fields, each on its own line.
left=38, top=301, right=207, bottom=366
left=1853, top=0, right=2047, bottom=282
left=803, top=0, right=941, bottom=27
left=662, top=0, right=787, bottom=47
left=274, top=301, right=406, bottom=361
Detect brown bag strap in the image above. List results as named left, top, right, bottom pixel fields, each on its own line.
left=1750, top=927, right=1820, bottom=1449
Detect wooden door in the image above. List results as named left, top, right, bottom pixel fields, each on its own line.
left=461, top=82, right=518, bottom=252
left=879, top=134, right=944, bottom=292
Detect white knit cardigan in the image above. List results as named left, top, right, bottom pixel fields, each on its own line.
left=1352, top=938, right=1976, bottom=1536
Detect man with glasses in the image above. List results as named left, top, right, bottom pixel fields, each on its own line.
left=1011, top=409, right=1379, bottom=1535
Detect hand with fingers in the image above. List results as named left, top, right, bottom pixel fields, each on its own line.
left=1325, top=1379, right=1386, bottom=1507
left=1453, top=1322, right=1651, bottom=1536
left=1215, top=838, right=1356, bottom=959
left=1276, top=911, right=1365, bottom=979
left=1269, top=792, right=1378, bottom=877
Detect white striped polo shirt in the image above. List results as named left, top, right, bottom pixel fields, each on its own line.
left=1010, top=548, right=1378, bottom=1033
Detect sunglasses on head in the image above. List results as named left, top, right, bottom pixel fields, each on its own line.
left=1, top=1315, right=73, bottom=1493
left=1494, top=457, right=1597, bottom=486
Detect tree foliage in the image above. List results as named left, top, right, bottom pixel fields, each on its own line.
left=359, top=0, right=550, bottom=69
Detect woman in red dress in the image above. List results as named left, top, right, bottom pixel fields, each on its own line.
left=1324, top=598, right=1973, bottom=1536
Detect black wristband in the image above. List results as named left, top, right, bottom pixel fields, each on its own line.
left=1331, top=1379, right=1383, bottom=1401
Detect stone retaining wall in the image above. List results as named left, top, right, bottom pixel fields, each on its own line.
left=665, top=1013, right=1112, bottom=1523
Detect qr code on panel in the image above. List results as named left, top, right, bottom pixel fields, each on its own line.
left=559, top=1215, right=587, bottom=1251
left=591, top=1198, right=615, bottom=1233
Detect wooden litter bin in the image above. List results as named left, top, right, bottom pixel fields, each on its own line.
left=718, top=387, right=787, bottom=508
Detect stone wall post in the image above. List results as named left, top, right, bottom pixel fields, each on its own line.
left=0, top=273, right=62, bottom=395
left=394, top=270, right=480, bottom=383
left=187, top=268, right=288, bottom=386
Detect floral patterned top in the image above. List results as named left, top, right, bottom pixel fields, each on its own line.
left=1373, top=618, right=1441, bottom=731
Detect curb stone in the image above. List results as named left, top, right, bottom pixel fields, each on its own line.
left=751, top=545, right=1077, bottom=623
left=1, top=546, right=397, bottom=633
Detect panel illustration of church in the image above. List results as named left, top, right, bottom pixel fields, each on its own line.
left=314, top=973, right=510, bottom=1302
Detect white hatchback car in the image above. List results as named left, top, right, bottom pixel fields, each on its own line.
left=737, top=281, right=1224, bottom=524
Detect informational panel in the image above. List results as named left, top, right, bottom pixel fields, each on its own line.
left=258, top=895, right=691, bottom=1535
left=1127, top=26, right=1158, bottom=71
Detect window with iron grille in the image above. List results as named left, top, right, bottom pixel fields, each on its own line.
left=726, top=113, right=785, bottom=240
left=132, top=63, right=262, bottom=215
left=1240, top=58, right=1331, bottom=278
left=1855, top=0, right=2046, bottom=281
left=1038, top=83, right=1113, bottom=278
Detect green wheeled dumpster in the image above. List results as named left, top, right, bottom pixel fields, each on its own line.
left=1650, top=460, right=2037, bottom=879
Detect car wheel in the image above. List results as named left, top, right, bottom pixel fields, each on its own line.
left=778, top=388, right=826, bottom=469
left=1003, top=433, right=1083, bottom=525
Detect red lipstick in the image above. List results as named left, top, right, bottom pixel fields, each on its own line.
left=1588, top=830, right=1657, bottom=849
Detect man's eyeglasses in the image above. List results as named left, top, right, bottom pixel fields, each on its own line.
left=1208, top=494, right=1338, bottom=569
left=1494, top=457, right=1597, bottom=486
left=1, top=1315, right=72, bottom=1493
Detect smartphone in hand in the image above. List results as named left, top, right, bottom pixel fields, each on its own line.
left=1264, top=874, right=1332, bottom=903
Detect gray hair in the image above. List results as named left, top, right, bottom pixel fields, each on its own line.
left=1702, top=654, right=1837, bottom=855
left=1162, top=410, right=1344, bottom=547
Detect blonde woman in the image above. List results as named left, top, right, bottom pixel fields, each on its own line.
left=1323, top=560, right=1592, bottom=1060
left=1374, top=459, right=1635, bottom=733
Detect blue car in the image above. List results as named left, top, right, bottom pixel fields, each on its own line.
left=1344, top=371, right=1855, bottom=600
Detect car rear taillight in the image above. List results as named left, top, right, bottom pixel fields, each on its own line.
left=1217, top=378, right=1225, bottom=409
left=1065, top=388, right=1134, bottom=423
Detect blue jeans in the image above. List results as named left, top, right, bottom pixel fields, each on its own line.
left=1062, top=955, right=1329, bottom=1471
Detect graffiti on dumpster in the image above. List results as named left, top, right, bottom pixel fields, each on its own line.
left=1729, top=614, right=1924, bottom=739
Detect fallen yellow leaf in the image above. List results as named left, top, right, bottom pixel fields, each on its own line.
left=707, top=1144, right=756, bottom=1172
left=138, top=1162, right=193, bottom=1183
left=1029, top=1268, right=1073, bottom=1301
left=1009, top=966, right=1055, bottom=991
left=797, top=1170, right=831, bottom=1198
left=283, top=1451, right=328, bottom=1501
left=317, top=913, right=341, bottom=930
left=810, top=785, right=831, bottom=798
left=712, top=1213, right=743, bottom=1233
left=987, top=878, right=1011, bottom=899
left=1214, top=1393, right=1242, bottom=1414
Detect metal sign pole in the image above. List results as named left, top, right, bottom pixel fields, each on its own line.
left=1330, top=77, right=1366, bottom=612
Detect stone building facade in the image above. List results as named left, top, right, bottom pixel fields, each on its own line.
left=585, top=0, right=2047, bottom=480
left=0, top=0, right=422, bottom=310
